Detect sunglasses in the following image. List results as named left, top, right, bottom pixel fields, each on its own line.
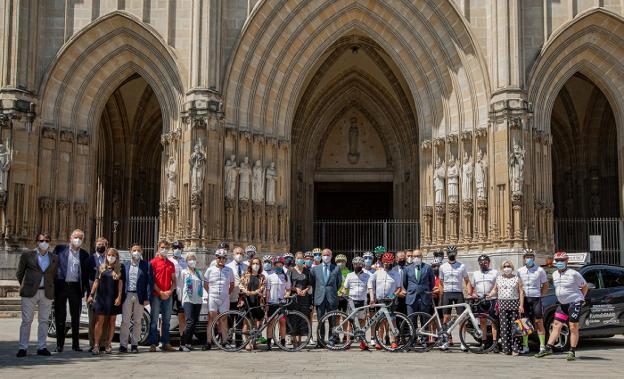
left=38, top=239, right=51, bottom=243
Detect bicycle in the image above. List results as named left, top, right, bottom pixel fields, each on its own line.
left=316, top=299, right=415, bottom=352
left=407, top=297, right=498, bottom=353
left=209, top=296, right=311, bottom=352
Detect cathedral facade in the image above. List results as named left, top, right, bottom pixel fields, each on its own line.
left=1, top=0, right=624, bottom=278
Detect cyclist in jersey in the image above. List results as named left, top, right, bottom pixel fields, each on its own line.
left=367, top=252, right=402, bottom=350
left=362, top=251, right=376, bottom=275
left=202, top=248, right=234, bottom=350
left=535, top=251, right=588, bottom=361
left=264, top=256, right=291, bottom=350
left=438, top=245, right=473, bottom=350
left=343, top=256, right=370, bottom=350
left=470, top=254, right=499, bottom=352
left=311, top=248, right=322, bottom=268
left=336, top=254, right=351, bottom=314
left=304, top=251, right=314, bottom=268
left=517, top=249, right=548, bottom=354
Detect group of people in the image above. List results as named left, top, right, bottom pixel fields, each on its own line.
left=15, top=230, right=588, bottom=361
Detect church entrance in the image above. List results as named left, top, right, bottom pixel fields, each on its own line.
left=314, top=182, right=392, bottom=220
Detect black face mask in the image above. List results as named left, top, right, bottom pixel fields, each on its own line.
left=448, top=254, right=457, bottom=262
left=354, top=266, right=362, bottom=273
left=383, top=264, right=393, bottom=271
left=398, top=260, right=406, bottom=267
left=479, top=263, right=490, bottom=272
left=96, top=246, right=106, bottom=254
left=432, top=268, right=439, bottom=276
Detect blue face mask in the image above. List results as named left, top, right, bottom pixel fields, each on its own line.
left=525, top=258, right=534, bottom=267
left=304, top=259, right=313, bottom=267
left=263, top=263, right=272, bottom=272
left=314, top=254, right=321, bottom=262
left=296, top=258, right=305, bottom=266
left=364, top=258, right=373, bottom=266
left=274, top=266, right=284, bottom=274
left=555, top=261, right=567, bottom=270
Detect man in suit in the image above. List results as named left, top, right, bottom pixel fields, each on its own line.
left=119, top=244, right=150, bottom=353
left=310, top=248, right=343, bottom=347
left=402, top=249, right=435, bottom=319
left=87, top=236, right=109, bottom=352
left=16, top=233, right=58, bottom=357
left=53, top=228, right=90, bottom=352
left=392, top=250, right=409, bottom=315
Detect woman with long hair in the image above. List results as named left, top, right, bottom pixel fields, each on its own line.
left=238, top=257, right=266, bottom=351
left=87, top=248, right=125, bottom=355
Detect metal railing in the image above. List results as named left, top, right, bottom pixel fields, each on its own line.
left=313, top=219, right=420, bottom=258
left=555, top=218, right=624, bottom=265
left=128, top=216, right=159, bottom=260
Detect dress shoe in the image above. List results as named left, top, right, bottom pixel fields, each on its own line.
left=72, top=347, right=83, bottom=352
left=16, top=349, right=27, bottom=357
left=55, top=346, right=63, bottom=353
left=130, top=345, right=139, bottom=354
left=37, top=348, right=52, bottom=356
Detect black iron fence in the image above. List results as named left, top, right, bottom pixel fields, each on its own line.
left=128, top=216, right=159, bottom=260
left=555, top=218, right=624, bottom=265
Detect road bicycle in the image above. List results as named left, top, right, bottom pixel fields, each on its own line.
left=407, top=297, right=499, bottom=353
left=317, top=299, right=415, bottom=352
left=210, top=296, right=311, bottom=352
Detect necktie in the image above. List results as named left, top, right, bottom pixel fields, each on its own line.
left=324, top=264, right=329, bottom=284
left=415, top=265, right=421, bottom=281
left=238, top=264, right=242, bottom=277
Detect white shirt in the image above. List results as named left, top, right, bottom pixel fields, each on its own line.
left=66, top=248, right=81, bottom=283
left=368, top=269, right=402, bottom=300
left=471, top=269, right=499, bottom=298
left=266, top=272, right=291, bottom=304
left=344, top=271, right=370, bottom=301
left=180, top=269, right=204, bottom=305
left=226, top=260, right=249, bottom=302
left=204, top=265, right=235, bottom=300
left=439, top=261, right=469, bottom=293
left=128, top=262, right=139, bottom=292
left=552, top=268, right=586, bottom=304
left=517, top=265, right=548, bottom=298
left=169, top=257, right=188, bottom=299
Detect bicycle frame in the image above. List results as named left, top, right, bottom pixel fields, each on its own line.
left=234, top=300, right=289, bottom=341
left=332, top=303, right=399, bottom=338
left=416, top=303, right=482, bottom=339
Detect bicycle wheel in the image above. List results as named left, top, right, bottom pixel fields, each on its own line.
left=273, top=310, right=312, bottom=352
left=458, top=314, right=499, bottom=353
left=407, top=312, right=438, bottom=352
left=373, top=312, right=414, bottom=352
left=316, top=310, right=353, bottom=350
left=210, top=310, right=252, bottom=352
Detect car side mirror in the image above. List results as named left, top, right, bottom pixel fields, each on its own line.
left=587, top=282, right=596, bottom=290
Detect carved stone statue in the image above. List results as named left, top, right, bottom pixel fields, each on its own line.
left=190, top=142, right=206, bottom=193
left=461, top=152, right=474, bottom=201
left=475, top=149, right=488, bottom=201
left=433, top=157, right=446, bottom=204
left=265, top=162, right=278, bottom=205
left=347, top=117, right=360, bottom=164
left=509, top=142, right=525, bottom=196
left=0, top=142, right=12, bottom=193
left=447, top=156, right=459, bottom=204
left=224, top=156, right=238, bottom=200
left=251, top=160, right=265, bottom=203
left=166, top=156, right=177, bottom=200
left=238, top=156, right=252, bottom=201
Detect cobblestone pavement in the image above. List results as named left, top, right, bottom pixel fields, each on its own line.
left=0, top=318, right=623, bottom=378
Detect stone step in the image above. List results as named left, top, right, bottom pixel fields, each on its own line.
left=0, top=297, right=21, bottom=305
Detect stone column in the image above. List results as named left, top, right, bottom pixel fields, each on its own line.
left=56, top=199, right=69, bottom=240
left=422, top=205, right=433, bottom=246
left=38, top=197, right=53, bottom=234
left=278, top=205, right=287, bottom=245
left=190, top=191, right=202, bottom=244
left=225, top=198, right=234, bottom=241
left=239, top=199, right=250, bottom=242
left=252, top=201, right=262, bottom=242
left=462, top=200, right=473, bottom=244
left=158, top=201, right=168, bottom=241
left=168, top=198, right=179, bottom=242
left=266, top=205, right=277, bottom=245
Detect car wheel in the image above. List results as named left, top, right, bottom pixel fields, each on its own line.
left=138, top=312, right=151, bottom=345
left=547, top=316, right=570, bottom=350
left=47, top=311, right=57, bottom=338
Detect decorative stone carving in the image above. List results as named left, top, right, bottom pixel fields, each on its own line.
left=460, top=130, right=472, bottom=141
left=190, top=141, right=206, bottom=194
left=509, top=141, right=525, bottom=196
left=475, top=127, right=488, bottom=138
left=475, top=149, right=488, bottom=201
left=461, top=152, right=473, bottom=201
left=59, top=130, right=73, bottom=142
left=278, top=205, right=288, bottom=244
left=347, top=117, right=360, bottom=164
left=420, top=140, right=432, bottom=150
left=265, top=162, right=278, bottom=206
left=76, top=131, right=89, bottom=145
left=447, top=157, right=459, bottom=204
left=193, top=117, right=207, bottom=129
left=166, top=156, right=177, bottom=200
left=446, top=133, right=458, bottom=144
left=238, top=156, right=252, bottom=201
left=42, top=126, right=57, bottom=139
left=224, top=155, right=238, bottom=200
left=0, top=140, right=13, bottom=193
left=433, top=157, right=446, bottom=205
left=251, top=160, right=265, bottom=203
left=462, top=199, right=473, bottom=215
left=423, top=206, right=433, bottom=218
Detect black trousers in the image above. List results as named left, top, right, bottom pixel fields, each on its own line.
left=54, top=281, right=83, bottom=349
left=182, top=303, right=202, bottom=346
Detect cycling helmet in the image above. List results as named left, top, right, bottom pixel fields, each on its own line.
left=312, top=248, right=322, bottom=254
left=523, top=248, right=535, bottom=258
left=272, top=256, right=285, bottom=265
left=172, top=240, right=184, bottom=249
left=362, top=251, right=374, bottom=259
left=432, top=250, right=445, bottom=264
left=352, top=256, right=365, bottom=265
left=283, top=252, right=294, bottom=258
left=446, top=245, right=458, bottom=254
left=335, top=254, right=348, bottom=263
left=374, top=246, right=387, bottom=254
left=263, top=254, right=273, bottom=262
left=215, top=248, right=228, bottom=258
left=245, top=245, right=257, bottom=254
left=381, top=252, right=395, bottom=264
left=218, top=241, right=229, bottom=250
left=304, top=251, right=314, bottom=258
left=477, top=254, right=490, bottom=263
left=553, top=251, right=568, bottom=260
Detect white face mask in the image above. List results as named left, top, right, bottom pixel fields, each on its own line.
left=107, top=256, right=116, bottom=264
left=413, top=257, right=422, bottom=266
left=321, top=255, right=332, bottom=264
left=187, top=260, right=197, bottom=268
left=503, top=267, right=513, bottom=275
left=71, top=237, right=82, bottom=248
left=234, top=254, right=244, bottom=263
left=252, top=264, right=260, bottom=272
left=38, top=242, right=49, bottom=251
left=131, top=251, right=141, bottom=260
left=407, top=257, right=413, bottom=264
left=173, top=249, right=182, bottom=258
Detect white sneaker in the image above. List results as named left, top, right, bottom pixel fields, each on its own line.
left=520, top=346, right=530, bottom=354
left=438, top=342, right=449, bottom=351
left=178, top=345, right=191, bottom=352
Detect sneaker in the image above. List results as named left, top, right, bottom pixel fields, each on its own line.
left=16, top=349, right=27, bottom=357
left=566, top=351, right=576, bottom=361
left=118, top=346, right=128, bottom=353
left=492, top=343, right=501, bottom=354
left=520, top=346, right=530, bottom=354
left=201, top=343, right=212, bottom=351
left=359, top=341, right=369, bottom=351
left=37, top=348, right=51, bottom=356
left=534, top=347, right=553, bottom=358
left=161, top=344, right=175, bottom=352
left=390, top=342, right=398, bottom=349
left=179, top=345, right=191, bottom=352
left=130, top=345, right=139, bottom=354
left=149, top=345, right=157, bottom=352
left=258, top=337, right=268, bottom=344
left=438, top=341, right=449, bottom=351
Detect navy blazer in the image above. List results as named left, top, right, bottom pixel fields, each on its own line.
left=87, top=253, right=106, bottom=287
left=53, top=244, right=90, bottom=297
left=403, top=262, right=435, bottom=306
left=124, top=260, right=150, bottom=304
left=310, top=263, right=343, bottom=307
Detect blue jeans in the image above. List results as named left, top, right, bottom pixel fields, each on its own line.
left=148, top=296, right=172, bottom=346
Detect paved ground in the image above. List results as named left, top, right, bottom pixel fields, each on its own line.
left=0, top=318, right=623, bottom=378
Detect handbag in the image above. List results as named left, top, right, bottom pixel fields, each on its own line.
left=514, top=316, right=535, bottom=336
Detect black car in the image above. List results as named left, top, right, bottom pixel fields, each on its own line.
left=541, top=263, right=624, bottom=348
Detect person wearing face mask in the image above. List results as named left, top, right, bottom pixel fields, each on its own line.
left=238, top=257, right=267, bottom=351
left=470, top=254, right=499, bottom=352
left=430, top=250, right=444, bottom=308
left=403, top=249, right=435, bottom=332
left=148, top=240, right=176, bottom=352
left=367, top=252, right=403, bottom=350
left=52, top=229, right=90, bottom=353
left=203, top=248, right=235, bottom=350
left=178, top=252, right=204, bottom=352
left=262, top=255, right=274, bottom=278
left=517, top=249, right=549, bottom=355
left=438, top=245, right=473, bottom=350
left=405, top=250, right=413, bottom=265
left=265, top=257, right=292, bottom=350
left=245, top=245, right=257, bottom=265
left=87, top=248, right=125, bottom=355
left=119, top=245, right=150, bottom=353
left=226, top=246, right=248, bottom=345
left=343, top=256, right=370, bottom=350
left=362, top=251, right=375, bottom=274
left=87, top=237, right=109, bottom=352
left=168, top=241, right=187, bottom=344
left=392, top=251, right=408, bottom=315
left=487, top=260, right=524, bottom=356
left=303, top=251, right=314, bottom=269
left=335, top=254, right=351, bottom=314
left=283, top=252, right=295, bottom=272
left=310, top=248, right=343, bottom=348
left=16, top=233, right=58, bottom=358
left=535, top=251, right=588, bottom=361
left=311, top=248, right=322, bottom=268
left=287, top=252, right=313, bottom=349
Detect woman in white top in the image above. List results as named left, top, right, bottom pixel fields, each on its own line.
left=178, top=252, right=204, bottom=352
left=488, top=260, right=525, bottom=356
